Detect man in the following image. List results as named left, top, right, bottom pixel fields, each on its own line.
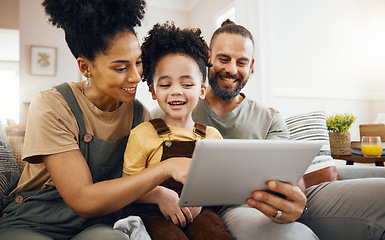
left=191, top=20, right=318, bottom=240
left=152, top=20, right=385, bottom=240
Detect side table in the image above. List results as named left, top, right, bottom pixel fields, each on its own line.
left=331, top=154, right=385, bottom=167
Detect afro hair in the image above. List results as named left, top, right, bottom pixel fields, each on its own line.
left=42, top=0, right=146, bottom=61
left=141, top=22, right=210, bottom=87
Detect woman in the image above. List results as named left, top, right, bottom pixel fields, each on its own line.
left=0, top=0, right=190, bottom=239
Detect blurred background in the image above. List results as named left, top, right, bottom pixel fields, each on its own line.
left=1, top=0, right=385, bottom=141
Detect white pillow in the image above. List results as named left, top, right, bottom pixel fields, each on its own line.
left=285, top=111, right=339, bottom=188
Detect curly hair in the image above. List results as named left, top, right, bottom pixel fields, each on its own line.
left=210, top=19, right=254, bottom=49
left=42, top=0, right=146, bottom=61
left=141, top=22, right=210, bottom=87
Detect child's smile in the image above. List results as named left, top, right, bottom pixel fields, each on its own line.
left=151, top=53, right=206, bottom=128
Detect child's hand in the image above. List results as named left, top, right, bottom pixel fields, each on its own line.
left=157, top=187, right=193, bottom=227
left=188, top=206, right=202, bottom=219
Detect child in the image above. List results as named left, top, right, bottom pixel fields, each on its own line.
left=122, top=22, right=233, bottom=240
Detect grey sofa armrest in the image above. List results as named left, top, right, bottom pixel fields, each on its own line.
left=336, top=165, right=385, bottom=180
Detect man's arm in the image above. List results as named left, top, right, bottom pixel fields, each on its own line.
left=266, top=111, right=290, bottom=140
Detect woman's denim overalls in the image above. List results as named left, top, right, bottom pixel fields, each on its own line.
left=0, top=82, right=143, bottom=239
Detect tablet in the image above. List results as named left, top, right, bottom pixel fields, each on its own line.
left=178, top=139, right=322, bottom=207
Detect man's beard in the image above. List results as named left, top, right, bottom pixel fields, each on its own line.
left=209, top=72, right=246, bottom=101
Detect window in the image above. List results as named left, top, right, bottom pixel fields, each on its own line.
left=0, top=29, right=20, bottom=124
left=0, top=64, right=19, bottom=124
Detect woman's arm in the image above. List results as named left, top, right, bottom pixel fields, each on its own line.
left=122, top=174, right=195, bottom=227
left=43, top=150, right=190, bottom=218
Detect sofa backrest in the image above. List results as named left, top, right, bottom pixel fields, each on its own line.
left=285, top=111, right=340, bottom=188
left=0, top=119, right=21, bottom=195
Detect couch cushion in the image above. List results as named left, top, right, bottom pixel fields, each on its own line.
left=5, top=123, right=26, bottom=173
left=0, top=139, right=20, bottom=195
left=7, top=135, right=25, bottom=173
left=0, top=118, right=10, bottom=149
left=0, top=119, right=20, bottom=195
left=285, top=111, right=340, bottom=188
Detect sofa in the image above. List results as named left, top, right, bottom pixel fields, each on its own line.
left=1, top=111, right=385, bottom=237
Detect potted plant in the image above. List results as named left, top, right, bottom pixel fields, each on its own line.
left=326, top=113, right=357, bottom=155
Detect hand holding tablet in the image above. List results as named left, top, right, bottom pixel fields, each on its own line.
left=179, top=139, right=322, bottom=207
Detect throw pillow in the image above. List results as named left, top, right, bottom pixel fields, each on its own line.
left=6, top=135, right=25, bottom=173
left=0, top=118, right=10, bottom=149
left=285, top=111, right=340, bottom=188
left=0, top=119, right=20, bottom=195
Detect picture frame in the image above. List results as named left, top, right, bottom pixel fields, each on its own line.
left=30, top=45, right=57, bottom=76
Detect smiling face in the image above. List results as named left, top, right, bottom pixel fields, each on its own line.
left=150, top=53, right=206, bottom=127
left=208, top=33, right=254, bottom=101
left=79, top=31, right=143, bottom=110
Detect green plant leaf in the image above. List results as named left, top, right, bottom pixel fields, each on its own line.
left=326, top=113, right=356, bottom=134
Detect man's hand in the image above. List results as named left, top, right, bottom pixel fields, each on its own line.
left=246, top=180, right=307, bottom=223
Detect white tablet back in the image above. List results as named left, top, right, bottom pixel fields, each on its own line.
left=179, top=139, right=322, bottom=207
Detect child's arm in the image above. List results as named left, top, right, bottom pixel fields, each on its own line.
left=123, top=125, right=202, bottom=226
left=123, top=173, right=194, bottom=227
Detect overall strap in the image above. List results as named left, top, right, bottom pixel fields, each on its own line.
left=149, top=118, right=207, bottom=138
left=149, top=118, right=170, bottom=136
left=55, top=83, right=143, bottom=133
left=54, top=83, right=87, bottom=134
left=194, top=122, right=206, bottom=138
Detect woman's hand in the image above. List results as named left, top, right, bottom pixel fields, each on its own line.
left=157, top=187, right=193, bottom=228
left=246, top=180, right=307, bottom=223
left=163, top=157, right=191, bottom=184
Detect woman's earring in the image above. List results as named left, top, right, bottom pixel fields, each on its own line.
left=85, top=75, right=91, bottom=87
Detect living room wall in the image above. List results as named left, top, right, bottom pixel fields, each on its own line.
left=266, top=0, right=385, bottom=141
left=19, top=0, right=78, bottom=113
left=188, top=0, right=384, bottom=140
left=190, top=0, right=385, bottom=141
left=17, top=0, right=191, bottom=121
left=6, top=0, right=385, bottom=141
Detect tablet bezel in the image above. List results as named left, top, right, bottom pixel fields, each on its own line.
left=178, top=139, right=322, bottom=207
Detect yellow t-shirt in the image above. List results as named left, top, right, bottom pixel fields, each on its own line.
left=13, top=82, right=149, bottom=193
left=123, top=121, right=222, bottom=175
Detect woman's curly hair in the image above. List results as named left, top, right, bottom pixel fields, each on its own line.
left=141, top=22, right=210, bottom=87
left=42, top=0, right=146, bottom=61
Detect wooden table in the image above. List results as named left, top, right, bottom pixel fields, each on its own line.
left=331, top=154, right=385, bottom=167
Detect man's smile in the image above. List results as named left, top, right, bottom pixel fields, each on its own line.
left=220, top=77, right=237, bottom=83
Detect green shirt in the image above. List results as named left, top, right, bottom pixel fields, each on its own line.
left=151, top=93, right=289, bottom=140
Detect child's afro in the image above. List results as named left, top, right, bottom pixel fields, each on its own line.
left=141, top=22, right=210, bottom=87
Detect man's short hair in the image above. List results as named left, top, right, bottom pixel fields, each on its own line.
left=210, top=19, right=254, bottom=49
